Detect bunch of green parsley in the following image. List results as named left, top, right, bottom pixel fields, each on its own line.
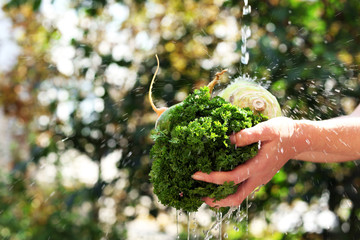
left=150, top=86, right=267, bottom=212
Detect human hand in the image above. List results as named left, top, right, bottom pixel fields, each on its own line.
left=192, top=117, right=305, bottom=207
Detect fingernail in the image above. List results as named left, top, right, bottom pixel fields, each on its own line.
left=230, top=134, right=236, bottom=144
left=192, top=173, right=205, bottom=181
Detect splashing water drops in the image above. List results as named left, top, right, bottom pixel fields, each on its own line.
left=202, top=1, right=256, bottom=239
left=204, top=207, right=238, bottom=240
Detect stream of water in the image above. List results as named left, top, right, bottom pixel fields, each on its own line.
left=176, top=198, right=251, bottom=239
left=240, top=0, right=251, bottom=65
left=177, top=1, right=254, bottom=239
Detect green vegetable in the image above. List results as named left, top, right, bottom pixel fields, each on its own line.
left=149, top=86, right=267, bottom=212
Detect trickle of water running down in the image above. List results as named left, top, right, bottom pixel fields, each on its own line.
left=192, top=214, right=198, bottom=240
left=176, top=210, right=179, bottom=239
left=187, top=212, right=191, bottom=240
left=204, top=207, right=238, bottom=240
left=245, top=197, right=249, bottom=237
left=186, top=1, right=254, bottom=238
left=240, top=0, right=251, bottom=65
left=217, top=211, right=222, bottom=240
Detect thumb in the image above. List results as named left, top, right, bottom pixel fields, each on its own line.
left=230, top=122, right=273, bottom=147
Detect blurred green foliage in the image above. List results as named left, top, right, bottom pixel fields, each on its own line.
left=0, top=0, right=359, bottom=239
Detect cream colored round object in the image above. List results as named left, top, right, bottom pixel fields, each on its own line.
left=218, top=78, right=282, bottom=118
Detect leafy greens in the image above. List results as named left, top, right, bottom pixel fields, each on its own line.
left=150, top=86, right=267, bottom=212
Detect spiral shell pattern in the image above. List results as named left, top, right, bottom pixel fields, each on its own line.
left=218, top=78, right=281, bottom=119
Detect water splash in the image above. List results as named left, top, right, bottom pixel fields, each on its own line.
left=204, top=206, right=238, bottom=240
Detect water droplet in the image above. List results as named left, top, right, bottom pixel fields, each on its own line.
left=339, top=138, right=348, bottom=146
left=243, top=5, right=251, bottom=15
left=241, top=52, right=249, bottom=65
left=241, top=44, right=247, bottom=54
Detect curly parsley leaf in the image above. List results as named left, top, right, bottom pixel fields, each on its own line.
left=150, top=86, right=267, bottom=212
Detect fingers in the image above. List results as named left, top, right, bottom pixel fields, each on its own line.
left=192, top=161, right=252, bottom=185
left=203, top=178, right=259, bottom=207
left=230, top=122, right=274, bottom=147
left=192, top=171, right=233, bottom=185
left=192, top=141, right=278, bottom=185
left=192, top=171, right=245, bottom=185
left=192, top=149, right=267, bottom=184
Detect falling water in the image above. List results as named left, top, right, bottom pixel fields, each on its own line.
left=176, top=210, right=181, bottom=239
left=192, top=214, right=198, bottom=239
left=187, top=212, right=191, bottom=240
left=241, top=0, right=251, bottom=65
left=204, top=207, right=238, bottom=240
left=183, top=1, right=255, bottom=239
left=202, top=1, right=254, bottom=238
left=245, top=197, right=249, bottom=236
left=239, top=2, right=254, bottom=234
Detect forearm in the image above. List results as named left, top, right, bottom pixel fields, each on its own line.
left=293, top=151, right=359, bottom=163
left=293, top=117, right=360, bottom=162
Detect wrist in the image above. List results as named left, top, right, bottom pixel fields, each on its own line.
left=292, top=119, right=319, bottom=154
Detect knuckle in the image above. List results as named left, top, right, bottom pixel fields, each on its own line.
left=263, top=125, right=277, bottom=138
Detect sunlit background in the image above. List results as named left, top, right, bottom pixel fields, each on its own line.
left=0, top=0, right=359, bottom=239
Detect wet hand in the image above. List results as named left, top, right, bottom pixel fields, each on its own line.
left=192, top=117, right=303, bottom=207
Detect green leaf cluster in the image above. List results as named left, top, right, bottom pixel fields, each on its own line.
left=149, top=86, right=267, bottom=212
